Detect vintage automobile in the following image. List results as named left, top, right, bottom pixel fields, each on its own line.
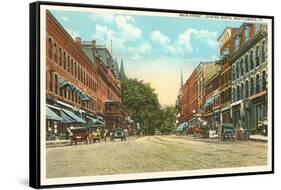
left=69, top=127, right=91, bottom=145
left=218, top=123, right=235, bottom=141
left=111, top=129, right=126, bottom=141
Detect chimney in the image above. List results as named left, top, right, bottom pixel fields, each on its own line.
left=92, top=40, right=96, bottom=49
left=75, top=37, right=81, bottom=47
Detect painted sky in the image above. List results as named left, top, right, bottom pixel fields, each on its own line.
left=50, top=9, right=242, bottom=106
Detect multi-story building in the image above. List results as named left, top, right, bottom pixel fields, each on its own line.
left=177, top=62, right=219, bottom=128
left=45, top=11, right=129, bottom=140
left=203, top=66, right=221, bottom=130
left=217, top=28, right=238, bottom=124
left=229, top=23, right=268, bottom=133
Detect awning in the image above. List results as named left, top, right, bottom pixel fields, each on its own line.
left=176, top=122, right=188, bottom=132
left=86, top=116, right=104, bottom=125
left=60, top=77, right=90, bottom=101
left=46, top=106, right=62, bottom=121
left=61, top=109, right=85, bottom=124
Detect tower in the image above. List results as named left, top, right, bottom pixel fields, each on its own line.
left=180, top=69, right=183, bottom=88
left=119, top=59, right=127, bottom=81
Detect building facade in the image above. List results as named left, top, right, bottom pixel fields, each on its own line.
left=218, top=28, right=238, bottom=124
left=229, top=23, right=268, bottom=134
left=46, top=11, right=129, bottom=141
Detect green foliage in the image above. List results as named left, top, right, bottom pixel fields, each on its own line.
left=121, top=79, right=176, bottom=135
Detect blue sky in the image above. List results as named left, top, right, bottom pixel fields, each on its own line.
left=50, top=9, right=242, bottom=106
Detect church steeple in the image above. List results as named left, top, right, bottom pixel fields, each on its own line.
left=180, top=69, right=183, bottom=88
left=119, top=59, right=127, bottom=81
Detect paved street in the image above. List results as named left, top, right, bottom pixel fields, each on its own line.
left=46, top=136, right=267, bottom=178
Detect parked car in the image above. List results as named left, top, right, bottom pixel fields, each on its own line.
left=218, top=124, right=235, bottom=141
left=111, top=129, right=126, bottom=141
left=70, top=127, right=91, bottom=145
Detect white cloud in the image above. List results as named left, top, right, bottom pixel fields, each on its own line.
left=150, top=30, right=170, bottom=45
left=61, top=16, right=69, bottom=22
left=94, top=24, right=115, bottom=41
left=115, top=15, right=142, bottom=40
left=66, top=28, right=80, bottom=39
left=89, top=13, right=115, bottom=23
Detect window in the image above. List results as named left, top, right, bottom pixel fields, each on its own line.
left=60, top=86, right=63, bottom=97
left=256, top=74, right=260, bottom=93
left=241, top=83, right=244, bottom=99
left=74, top=62, right=77, bottom=78
left=255, top=23, right=260, bottom=33
left=235, top=36, right=241, bottom=51
left=250, top=50, right=254, bottom=70
left=245, top=54, right=249, bottom=73
left=71, top=59, right=73, bottom=75
left=67, top=56, right=70, bottom=73
left=245, top=81, right=249, bottom=98
left=54, top=43, right=58, bottom=63
left=78, top=65, right=80, bottom=80
left=63, top=52, right=66, bottom=70
left=54, top=74, right=58, bottom=94
left=245, top=26, right=250, bottom=42
left=250, top=78, right=254, bottom=96
left=237, top=85, right=240, bottom=100
left=58, top=48, right=62, bottom=65
left=262, top=41, right=266, bottom=62
left=232, top=65, right=235, bottom=80
left=256, top=46, right=260, bottom=67
left=236, top=62, right=239, bottom=79
left=48, top=38, right=52, bottom=59
left=232, top=87, right=236, bottom=102
left=262, top=71, right=267, bottom=90
left=240, top=59, right=244, bottom=76
left=49, top=72, right=53, bottom=92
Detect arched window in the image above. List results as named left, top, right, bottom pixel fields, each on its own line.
left=54, top=43, right=58, bottom=63
left=245, top=54, right=249, bottom=73
left=262, top=71, right=267, bottom=90
left=240, top=59, right=244, bottom=76
left=74, top=62, right=77, bottom=78
left=71, top=59, right=73, bottom=75
left=245, top=80, right=249, bottom=98
left=236, top=85, right=241, bottom=100
left=250, top=78, right=254, bottom=96
left=256, top=46, right=260, bottom=66
left=262, top=41, right=266, bottom=62
left=58, top=48, right=62, bottom=65
left=256, top=74, right=260, bottom=93
left=48, top=38, right=52, bottom=59
left=250, top=50, right=254, bottom=70
left=78, top=65, right=80, bottom=80
left=67, top=56, right=70, bottom=73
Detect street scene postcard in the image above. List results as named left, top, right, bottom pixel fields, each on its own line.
left=39, top=3, right=273, bottom=186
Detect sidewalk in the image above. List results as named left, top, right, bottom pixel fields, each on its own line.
left=46, top=139, right=70, bottom=148
left=249, top=135, right=268, bottom=142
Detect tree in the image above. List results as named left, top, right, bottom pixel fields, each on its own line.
left=121, top=79, right=161, bottom=135
left=158, top=106, right=177, bottom=133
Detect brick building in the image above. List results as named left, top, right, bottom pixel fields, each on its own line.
left=217, top=28, right=238, bottom=124
left=177, top=62, right=219, bottom=129
left=229, top=23, right=268, bottom=133
left=45, top=11, right=129, bottom=140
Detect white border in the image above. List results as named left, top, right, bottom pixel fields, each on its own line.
left=39, top=4, right=273, bottom=186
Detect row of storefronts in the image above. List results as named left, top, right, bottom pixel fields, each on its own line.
left=177, top=22, right=268, bottom=137
left=45, top=10, right=129, bottom=141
